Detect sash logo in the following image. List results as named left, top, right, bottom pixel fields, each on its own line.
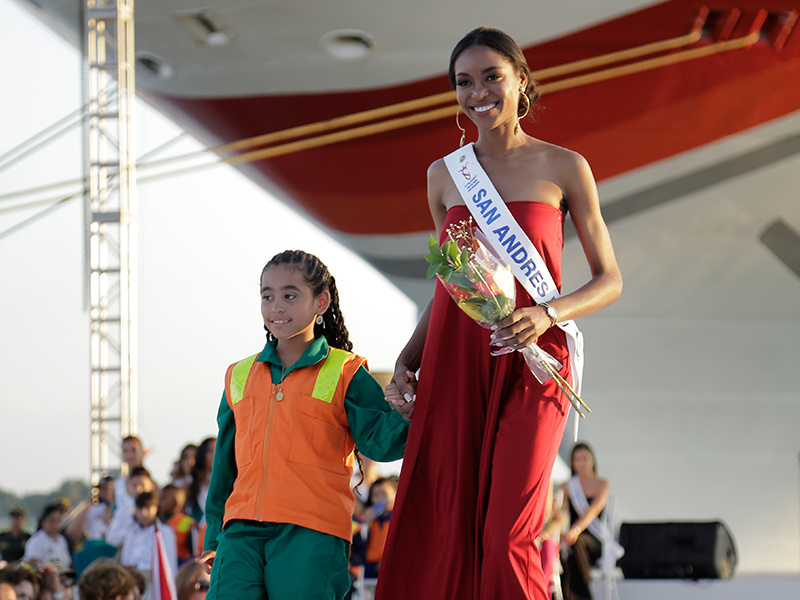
left=459, top=164, right=472, bottom=180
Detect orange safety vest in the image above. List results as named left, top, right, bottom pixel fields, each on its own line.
left=166, top=513, right=196, bottom=561
left=222, top=347, right=365, bottom=541
left=366, top=517, right=392, bottom=564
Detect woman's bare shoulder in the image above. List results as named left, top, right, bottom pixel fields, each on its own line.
left=533, top=139, right=588, bottom=170
left=428, top=156, right=449, bottom=178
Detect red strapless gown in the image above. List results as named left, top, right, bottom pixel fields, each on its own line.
left=375, top=203, right=572, bottom=600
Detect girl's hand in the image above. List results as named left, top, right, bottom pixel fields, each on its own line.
left=197, top=549, right=216, bottom=574
left=386, top=378, right=415, bottom=422
left=491, top=306, right=551, bottom=349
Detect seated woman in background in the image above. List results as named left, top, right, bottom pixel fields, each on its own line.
left=23, top=503, right=72, bottom=567
left=559, top=442, right=622, bottom=600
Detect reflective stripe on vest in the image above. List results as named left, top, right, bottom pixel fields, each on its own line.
left=229, top=347, right=350, bottom=406
left=312, top=348, right=350, bottom=403
left=229, top=352, right=259, bottom=406
left=171, top=515, right=195, bottom=533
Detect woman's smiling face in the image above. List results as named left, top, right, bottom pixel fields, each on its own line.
left=453, top=45, right=526, bottom=131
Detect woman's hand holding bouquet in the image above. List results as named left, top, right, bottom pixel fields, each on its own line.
left=424, top=219, right=589, bottom=417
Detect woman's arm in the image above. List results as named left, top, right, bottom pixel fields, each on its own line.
left=554, top=150, right=622, bottom=322
left=493, top=149, right=622, bottom=349
left=63, top=499, right=91, bottom=541
left=391, top=159, right=451, bottom=394
left=393, top=299, right=430, bottom=393
left=564, top=478, right=611, bottom=546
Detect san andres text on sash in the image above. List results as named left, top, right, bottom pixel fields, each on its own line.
left=442, top=143, right=585, bottom=431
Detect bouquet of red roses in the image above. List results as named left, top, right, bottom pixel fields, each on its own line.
left=425, top=218, right=589, bottom=417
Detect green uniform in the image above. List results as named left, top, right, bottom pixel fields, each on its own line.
left=205, top=337, right=408, bottom=600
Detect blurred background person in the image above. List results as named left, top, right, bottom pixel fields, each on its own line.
left=107, top=491, right=178, bottom=584
left=172, top=444, right=198, bottom=490
left=0, top=509, right=30, bottom=563
left=114, top=436, right=146, bottom=513
left=186, top=437, right=215, bottom=525
left=23, top=504, right=71, bottom=567
left=351, top=477, right=398, bottom=579
left=0, top=581, right=16, bottom=600
left=0, top=562, right=38, bottom=600
left=77, top=558, right=138, bottom=600
left=559, top=442, right=621, bottom=600
left=159, top=484, right=196, bottom=565
left=174, top=561, right=209, bottom=600
left=66, top=476, right=115, bottom=544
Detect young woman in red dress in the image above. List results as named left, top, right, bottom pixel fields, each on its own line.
left=376, top=27, right=622, bottom=600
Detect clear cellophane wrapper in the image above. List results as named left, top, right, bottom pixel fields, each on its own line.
left=428, top=221, right=589, bottom=417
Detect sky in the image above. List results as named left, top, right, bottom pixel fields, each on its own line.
left=0, top=0, right=418, bottom=496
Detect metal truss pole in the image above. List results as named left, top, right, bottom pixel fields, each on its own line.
left=83, top=0, right=137, bottom=485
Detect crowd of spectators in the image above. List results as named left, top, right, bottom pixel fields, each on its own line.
left=0, top=434, right=214, bottom=600
left=0, top=437, right=401, bottom=600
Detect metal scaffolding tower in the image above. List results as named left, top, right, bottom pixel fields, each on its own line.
left=83, top=0, right=137, bottom=484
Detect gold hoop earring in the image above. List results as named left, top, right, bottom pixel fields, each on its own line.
left=456, top=106, right=466, bottom=147
left=515, top=86, right=531, bottom=135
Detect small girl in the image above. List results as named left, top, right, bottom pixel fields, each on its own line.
left=198, top=250, right=409, bottom=600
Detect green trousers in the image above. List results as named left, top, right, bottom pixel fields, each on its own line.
left=207, top=521, right=351, bottom=600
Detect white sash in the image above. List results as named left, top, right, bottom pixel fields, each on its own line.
left=442, top=143, right=584, bottom=399
left=566, top=475, right=624, bottom=559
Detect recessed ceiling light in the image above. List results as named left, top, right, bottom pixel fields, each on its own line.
left=320, top=29, right=376, bottom=60
left=135, top=52, right=175, bottom=79
left=175, top=11, right=234, bottom=47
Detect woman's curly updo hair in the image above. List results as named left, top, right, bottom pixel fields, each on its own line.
left=261, top=250, right=352, bottom=352
left=448, top=26, right=541, bottom=118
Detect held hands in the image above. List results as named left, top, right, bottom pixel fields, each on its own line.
left=386, top=370, right=416, bottom=422
left=490, top=306, right=552, bottom=350
left=197, top=549, right=216, bottom=574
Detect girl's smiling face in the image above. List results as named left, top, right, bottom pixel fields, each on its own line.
left=261, top=264, right=329, bottom=344
left=453, top=45, right=526, bottom=131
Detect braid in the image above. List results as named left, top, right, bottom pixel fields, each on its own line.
left=319, top=274, right=352, bottom=351
left=262, top=250, right=352, bottom=351
left=353, top=447, right=365, bottom=492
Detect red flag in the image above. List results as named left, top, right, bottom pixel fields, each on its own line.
left=151, top=524, right=177, bottom=600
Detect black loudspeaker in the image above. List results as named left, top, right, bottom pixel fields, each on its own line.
left=618, top=521, right=737, bottom=580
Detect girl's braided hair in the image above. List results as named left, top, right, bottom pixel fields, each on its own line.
left=261, top=250, right=352, bottom=351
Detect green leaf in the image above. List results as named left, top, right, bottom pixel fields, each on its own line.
left=428, top=235, right=440, bottom=254
left=426, top=263, right=440, bottom=280
left=448, top=240, right=459, bottom=264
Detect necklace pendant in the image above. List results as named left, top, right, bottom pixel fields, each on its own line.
left=276, top=390, right=284, bottom=401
